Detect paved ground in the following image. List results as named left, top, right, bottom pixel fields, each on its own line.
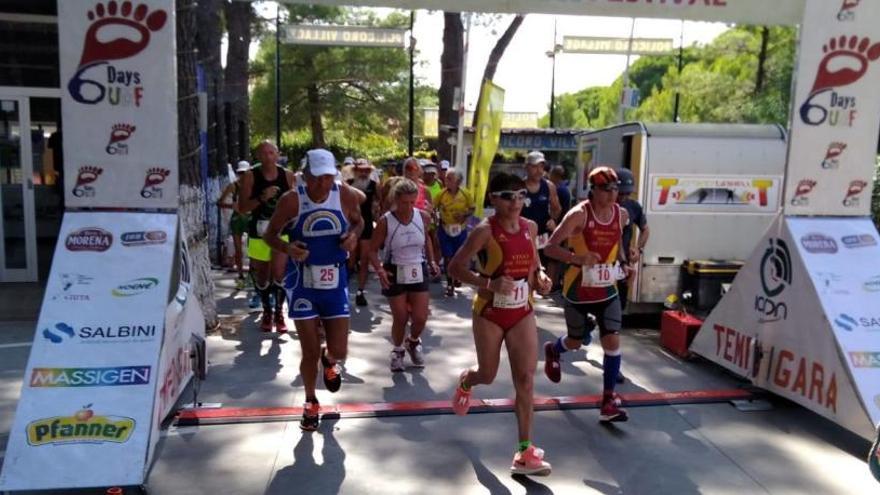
left=0, top=271, right=877, bottom=494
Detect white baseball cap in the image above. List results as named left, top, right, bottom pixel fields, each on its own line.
left=526, top=150, right=546, bottom=165
left=235, top=160, right=251, bottom=172
left=343, top=156, right=355, bottom=165
left=439, top=160, right=450, bottom=170
left=306, top=149, right=338, bottom=176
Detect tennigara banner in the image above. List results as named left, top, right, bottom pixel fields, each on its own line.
left=59, top=0, right=179, bottom=210
left=267, top=0, right=805, bottom=25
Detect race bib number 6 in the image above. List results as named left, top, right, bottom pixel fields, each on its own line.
left=493, top=279, right=529, bottom=309
left=306, top=264, right=339, bottom=289
left=397, top=264, right=424, bottom=284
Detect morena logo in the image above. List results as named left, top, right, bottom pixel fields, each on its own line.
left=67, top=1, right=168, bottom=106
left=65, top=227, right=112, bottom=252
left=800, top=233, right=837, bottom=254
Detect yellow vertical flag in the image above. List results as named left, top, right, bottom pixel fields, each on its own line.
left=469, top=80, right=505, bottom=217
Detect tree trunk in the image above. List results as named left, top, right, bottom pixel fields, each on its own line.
left=473, top=15, right=524, bottom=125
left=307, top=82, right=326, bottom=148
left=178, top=0, right=218, bottom=328
left=224, top=0, right=252, bottom=162
left=196, top=0, right=227, bottom=176
left=755, top=26, right=769, bottom=95
left=438, top=13, right=463, bottom=161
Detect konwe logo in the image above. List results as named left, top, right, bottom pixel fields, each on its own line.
left=837, top=0, right=861, bottom=21
left=67, top=1, right=168, bottom=106
left=843, top=180, right=868, bottom=207
left=106, top=123, right=135, bottom=154
left=799, top=35, right=880, bottom=127
left=140, top=167, right=170, bottom=198
left=821, top=142, right=847, bottom=169
left=755, top=238, right=791, bottom=322
left=71, top=166, right=103, bottom=198
left=790, top=179, right=817, bottom=206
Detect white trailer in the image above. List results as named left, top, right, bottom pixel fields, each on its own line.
left=575, top=122, right=788, bottom=309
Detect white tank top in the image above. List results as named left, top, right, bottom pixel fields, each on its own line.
left=384, top=210, right=426, bottom=265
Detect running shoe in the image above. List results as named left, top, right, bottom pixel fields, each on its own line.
left=259, top=312, right=273, bottom=332
left=451, top=370, right=472, bottom=416
left=248, top=292, right=261, bottom=310
left=510, top=445, right=552, bottom=476
left=869, top=423, right=880, bottom=482
left=274, top=312, right=288, bottom=333
left=445, top=284, right=455, bottom=297
left=599, top=396, right=629, bottom=423
left=405, top=338, right=425, bottom=367
left=543, top=342, right=561, bottom=383
left=355, top=290, right=367, bottom=307
left=390, top=348, right=406, bottom=372
left=300, top=401, right=320, bottom=431
left=321, top=348, right=342, bottom=392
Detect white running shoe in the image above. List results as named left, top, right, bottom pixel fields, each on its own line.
left=405, top=338, right=425, bottom=367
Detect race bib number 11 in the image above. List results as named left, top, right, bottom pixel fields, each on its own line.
left=493, top=279, right=529, bottom=309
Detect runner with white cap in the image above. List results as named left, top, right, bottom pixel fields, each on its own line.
left=347, top=158, right=380, bottom=306
left=217, top=160, right=252, bottom=288
left=263, top=148, right=364, bottom=431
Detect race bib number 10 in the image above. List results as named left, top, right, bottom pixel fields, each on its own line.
left=581, top=263, right=623, bottom=288
left=493, top=279, right=529, bottom=309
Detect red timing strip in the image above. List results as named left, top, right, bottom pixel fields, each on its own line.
left=175, top=389, right=754, bottom=426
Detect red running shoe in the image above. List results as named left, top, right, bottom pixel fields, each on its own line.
left=543, top=342, right=561, bottom=383
left=259, top=312, right=273, bottom=332
left=274, top=312, right=288, bottom=333
left=599, top=396, right=629, bottom=423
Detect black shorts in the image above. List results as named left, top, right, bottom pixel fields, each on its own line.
left=564, top=297, right=622, bottom=340
left=382, top=262, right=429, bottom=297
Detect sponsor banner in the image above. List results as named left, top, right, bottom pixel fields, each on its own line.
left=690, top=215, right=874, bottom=439
left=786, top=217, right=880, bottom=427
left=278, top=0, right=804, bottom=25
left=421, top=108, right=538, bottom=139
left=0, top=211, right=176, bottom=491
left=783, top=0, right=880, bottom=216
left=648, top=175, right=781, bottom=213
left=59, top=0, right=178, bottom=209
left=468, top=80, right=505, bottom=217
left=576, top=137, right=599, bottom=200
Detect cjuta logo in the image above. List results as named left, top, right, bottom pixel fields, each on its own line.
left=799, top=35, right=880, bottom=127
left=140, top=167, right=171, bottom=198
left=790, top=179, right=817, bottom=206
left=755, top=238, right=791, bottom=322
left=71, top=166, right=103, bottom=198
left=106, top=123, right=135, bottom=154
left=65, top=227, right=112, bottom=252
left=843, top=180, right=868, bottom=207
left=821, top=142, right=846, bottom=169
left=837, top=0, right=861, bottom=21
left=67, top=1, right=168, bottom=107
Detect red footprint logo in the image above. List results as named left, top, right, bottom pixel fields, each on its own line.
left=846, top=180, right=867, bottom=198
left=75, top=166, right=103, bottom=187
left=109, top=123, right=136, bottom=144
left=79, top=1, right=168, bottom=68
left=825, top=142, right=847, bottom=160
left=810, top=35, right=880, bottom=94
left=143, top=168, right=170, bottom=188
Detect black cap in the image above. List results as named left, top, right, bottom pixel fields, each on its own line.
left=615, top=168, right=635, bottom=194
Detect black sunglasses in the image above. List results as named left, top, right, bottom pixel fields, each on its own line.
left=491, top=189, right=528, bottom=201
left=596, top=184, right=619, bottom=192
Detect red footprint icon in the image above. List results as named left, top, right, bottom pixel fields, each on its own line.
left=143, top=168, right=170, bottom=188
left=79, top=1, right=168, bottom=67
left=810, top=35, right=880, bottom=94
left=75, top=166, right=103, bottom=187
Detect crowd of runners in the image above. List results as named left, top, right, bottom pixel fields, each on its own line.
left=220, top=141, right=650, bottom=476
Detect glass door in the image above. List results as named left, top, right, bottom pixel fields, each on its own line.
left=0, top=96, right=37, bottom=282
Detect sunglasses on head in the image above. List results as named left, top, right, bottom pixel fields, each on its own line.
left=491, top=189, right=528, bottom=201
left=595, top=184, right=619, bottom=192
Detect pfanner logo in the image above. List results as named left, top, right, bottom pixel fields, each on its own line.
left=800, top=233, right=838, bottom=254
left=843, top=180, right=868, bottom=207
left=755, top=238, right=791, bottom=322
left=26, top=405, right=135, bottom=446
left=140, top=167, right=170, bottom=198
left=71, top=166, right=103, bottom=198
left=112, top=277, right=158, bottom=297
left=850, top=352, right=880, bottom=368
left=799, top=35, right=880, bottom=127
left=842, top=233, right=878, bottom=248
left=821, top=142, right=846, bottom=169
left=121, top=230, right=166, bottom=246
left=106, top=123, right=135, bottom=154
left=30, top=366, right=151, bottom=387
left=67, top=1, right=168, bottom=107
left=65, top=227, right=112, bottom=252
left=837, top=0, right=861, bottom=21
left=790, top=179, right=817, bottom=206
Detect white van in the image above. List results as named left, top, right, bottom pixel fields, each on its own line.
left=575, top=122, right=788, bottom=310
